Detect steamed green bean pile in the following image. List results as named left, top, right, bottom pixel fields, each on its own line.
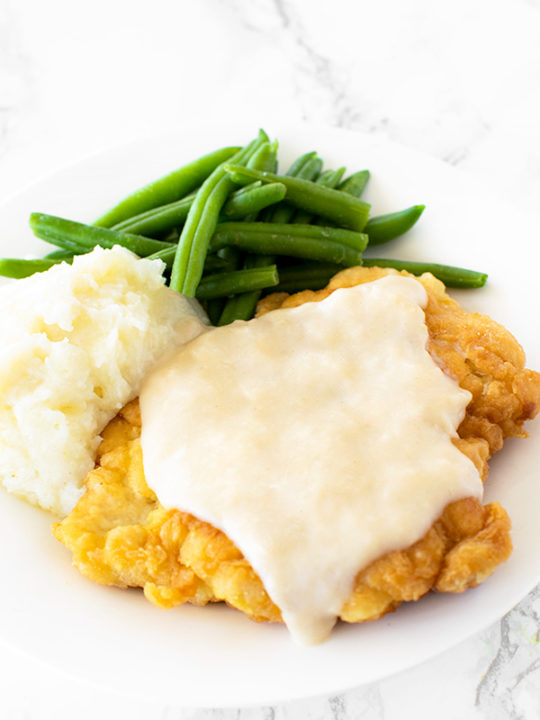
left=0, top=129, right=487, bottom=323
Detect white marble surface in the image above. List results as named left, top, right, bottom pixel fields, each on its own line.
left=1, top=0, right=540, bottom=717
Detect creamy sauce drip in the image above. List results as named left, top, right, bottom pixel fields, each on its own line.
left=140, top=276, right=483, bottom=644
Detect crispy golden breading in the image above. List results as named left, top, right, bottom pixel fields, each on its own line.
left=53, top=402, right=280, bottom=621
left=54, top=268, right=540, bottom=627
left=258, top=267, right=540, bottom=466
left=53, top=403, right=214, bottom=610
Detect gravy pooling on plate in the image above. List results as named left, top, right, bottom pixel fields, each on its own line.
left=140, top=275, right=483, bottom=644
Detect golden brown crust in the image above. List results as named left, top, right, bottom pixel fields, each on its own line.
left=54, top=267, right=540, bottom=626
left=258, top=267, right=540, bottom=459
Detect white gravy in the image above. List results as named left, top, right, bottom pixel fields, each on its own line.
left=140, top=275, right=483, bottom=645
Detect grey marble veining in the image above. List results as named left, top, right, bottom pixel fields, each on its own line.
left=219, top=0, right=540, bottom=198
left=476, top=588, right=540, bottom=719
left=151, top=593, right=540, bottom=720
left=221, top=0, right=380, bottom=131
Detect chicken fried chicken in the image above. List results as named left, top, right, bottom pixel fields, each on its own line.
left=54, top=268, right=540, bottom=627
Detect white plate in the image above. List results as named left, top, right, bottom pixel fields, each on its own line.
left=0, top=124, right=539, bottom=709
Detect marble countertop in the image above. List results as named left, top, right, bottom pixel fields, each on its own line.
left=1, top=0, right=540, bottom=717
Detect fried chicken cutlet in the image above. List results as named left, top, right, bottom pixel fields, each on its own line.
left=54, top=268, right=540, bottom=627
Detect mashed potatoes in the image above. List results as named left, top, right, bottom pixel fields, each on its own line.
left=0, top=246, right=208, bottom=516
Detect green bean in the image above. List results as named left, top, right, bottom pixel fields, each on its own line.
left=126, top=180, right=276, bottom=236
left=339, top=170, right=370, bottom=198
left=205, top=298, right=226, bottom=325
left=195, top=265, right=279, bottom=300
left=212, top=216, right=366, bottom=322
left=204, top=245, right=246, bottom=323
left=216, top=293, right=249, bottom=326
left=222, top=182, right=262, bottom=224
left=362, top=258, right=487, bottom=288
left=262, top=155, right=322, bottom=224
left=29, top=213, right=173, bottom=257
left=111, top=192, right=196, bottom=236
left=308, top=170, right=370, bottom=229
left=34, top=233, right=89, bottom=255
left=232, top=181, right=263, bottom=196
left=213, top=246, right=244, bottom=276
left=220, top=153, right=324, bottom=323
left=210, top=223, right=366, bottom=266
left=44, top=248, right=81, bottom=260
left=239, top=142, right=280, bottom=222
left=145, top=246, right=237, bottom=274
left=293, top=156, right=323, bottom=181
left=321, top=167, right=346, bottom=185
left=162, top=228, right=180, bottom=243
left=285, top=151, right=317, bottom=176
left=94, top=146, right=241, bottom=228
left=217, top=255, right=273, bottom=325
left=216, top=245, right=243, bottom=268
left=270, top=262, right=342, bottom=293
left=293, top=167, right=346, bottom=224
left=145, top=246, right=177, bottom=270
left=364, top=205, right=425, bottom=245
left=216, top=146, right=290, bottom=322
left=203, top=254, right=234, bottom=273
left=0, top=257, right=69, bottom=279
left=224, top=165, right=371, bottom=231
left=247, top=140, right=279, bottom=173
left=211, top=222, right=368, bottom=253
left=222, top=183, right=286, bottom=220
left=170, top=130, right=269, bottom=296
